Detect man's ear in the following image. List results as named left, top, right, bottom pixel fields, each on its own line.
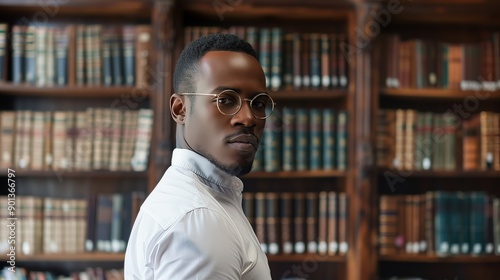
left=170, top=93, right=187, bottom=124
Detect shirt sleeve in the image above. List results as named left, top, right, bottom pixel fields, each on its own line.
left=147, top=208, right=245, bottom=280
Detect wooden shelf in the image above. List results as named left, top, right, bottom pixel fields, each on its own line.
left=270, top=89, right=348, bottom=101
left=381, top=88, right=500, bottom=101
left=267, top=254, right=346, bottom=262
left=1, top=252, right=125, bottom=262
left=0, top=83, right=151, bottom=98
left=245, top=170, right=347, bottom=179
left=181, top=0, right=352, bottom=21
left=3, top=170, right=148, bottom=179
left=379, top=254, right=500, bottom=263
left=377, top=169, right=500, bottom=178
left=0, top=0, right=152, bottom=18
left=367, top=0, right=500, bottom=26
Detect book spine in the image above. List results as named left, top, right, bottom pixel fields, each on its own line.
left=280, top=192, right=293, bottom=254
left=336, top=111, right=348, bottom=171
left=263, top=107, right=281, bottom=172
left=123, top=25, right=136, bottom=86
left=309, top=108, right=322, bottom=170
left=322, top=108, right=336, bottom=170
left=295, top=108, right=309, bottom=171
left=293, top=192, right=306, bottom=254
left=0, top=23, right=6, bottom=81
left=11, top=25, right=24, bottom=84
left=259, top=28, right=271, bottom=89
left=270, top=28, right=282, bottom=91
left=265, top=192, right=279, bottom=255
left=282, top=107, right=295, bottom=171
left=255, top=192, right=267, bottom=254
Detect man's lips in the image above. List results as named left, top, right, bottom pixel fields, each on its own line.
left=227, top=134, right=259, bottom=149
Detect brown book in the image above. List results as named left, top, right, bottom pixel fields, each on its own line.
left=283, top=33, right=294, bottom=90
left=318, top=191, right=328, bottom=255
left=320, top=33, right=331, bottom=89
left=425, top=192, right=435, bottom=255
left=301, top=33, right=311, bottom=89
left=379, top=195, right=401, bottom=255
left=135, top=25, right=152, bottom=89
left=338, top=192, right=348, bottom=255
left=242, top=192, right=255, bottom=231
left=0, top=111, right=15, bottom=169
left=330, top=33, right=338, bottom=88
left=255, top=192, right=267, bottom=254
left=292, top=33, right=302, bottom=89
left=337, top=33, right=348, bottom=88
left=405, top=195, right=413, bottom=254
left=293, top=192, right=306, bottom=254
left=306, top=192, right=318, bottom=254
left=280, top=192, right=293, bottom=254
left=265, top=192, right=279, bottom=255
left=327, top=191, right=338, bottom=256
left=30, top=111, right=45, bottom=170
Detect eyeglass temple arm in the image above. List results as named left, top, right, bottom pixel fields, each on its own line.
left=178, top=93, right=217, bottom=96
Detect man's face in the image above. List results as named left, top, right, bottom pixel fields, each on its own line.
left=183, top=51, right=267, bottom=176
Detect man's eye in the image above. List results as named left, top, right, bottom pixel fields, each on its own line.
left=252, top=100, right=266, bottom=110
left=218, top=97, right=236, bottom=105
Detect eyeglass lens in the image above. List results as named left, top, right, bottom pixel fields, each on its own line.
left=217, top=90, right=273, bottom=118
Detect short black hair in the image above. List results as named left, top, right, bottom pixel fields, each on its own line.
left=173, top=33, right=258, bottom=93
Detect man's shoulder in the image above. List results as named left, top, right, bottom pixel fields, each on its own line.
left=139, top=165, right=220, bottom=229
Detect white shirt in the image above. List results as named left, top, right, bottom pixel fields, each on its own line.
left=124, top=148, right=271, bottom=280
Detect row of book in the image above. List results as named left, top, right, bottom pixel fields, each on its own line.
left=0, top=192, right=145, bottom=255
left=0, top=23, right=151, bottom=88
left=185, top=26, right=349, bottom=91
left=383, top=33, right=500, bottom=90
left=379, top=192, right=500, bottom=256
left=376, top=109, right=500, bottom=171
left=242, top=191, right=348, bottom=256
left=0, top=267, right=124, bottom=280
left=0, top=108, right=153, bottom=172
left=252, top=108, right=348, bottom=172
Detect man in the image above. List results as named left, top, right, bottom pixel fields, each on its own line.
left=124, top=33, right=274, bottom=279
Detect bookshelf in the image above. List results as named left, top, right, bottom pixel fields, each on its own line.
left=2, top=0, right=499, bottom=279
left=371, top=0, right=500, bottom=279
left=0, top=0, right=159, bottom=278
left=174, top=1, right=360, bottom=280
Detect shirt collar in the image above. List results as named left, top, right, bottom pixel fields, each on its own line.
left=171, top=148, right=244, bottom=193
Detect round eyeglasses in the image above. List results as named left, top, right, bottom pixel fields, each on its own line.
left=179, top=89, right=276, bottom=119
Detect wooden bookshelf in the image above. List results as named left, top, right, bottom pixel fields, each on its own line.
left=270, top=89, right=348, bottom=101
left=377, top=169, right=500, bottom=178
left=245, top=170, right=347, bottom=179
left=5, top=170, right=148, bottom=179
left=0, top=84, right=151, bottom=98
left=381, top=88, right=500, bottom=101
left=379, top=254, right=500, bottom=263
left=371, top=1, right=500, bottom=279
left=3, top=0, right=499, bottom=279
left=267, top=254, right=346, bottom=262
left=0, top=253, right=125, bottom=262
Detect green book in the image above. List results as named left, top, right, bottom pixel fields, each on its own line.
left=282, top=107, right=295, bottom=171
left=336, top=111, right=348, bottom=171
left=264, top=107, right=281, bottom=172
left=295, top=108, right=309, bottom=171
left=323, top=109, right=336, bottom=170
left=309, top=108, right=322, bottom=170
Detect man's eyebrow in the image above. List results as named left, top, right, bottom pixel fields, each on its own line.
left=211, top=86, right=240, bottom=93
left=210, top=87, right=269, bottom=96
